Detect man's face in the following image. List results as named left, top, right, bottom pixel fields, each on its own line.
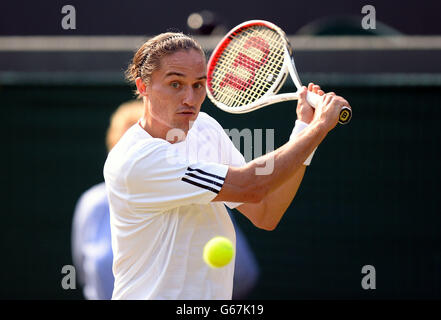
left=145, top=49, right=207, bottom=139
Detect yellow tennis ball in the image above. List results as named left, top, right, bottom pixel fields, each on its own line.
left=203, top=236, right=234, bottom=268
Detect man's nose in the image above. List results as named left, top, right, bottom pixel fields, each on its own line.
left=182, top=86, right=196, bottom=106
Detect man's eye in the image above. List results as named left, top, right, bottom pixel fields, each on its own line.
left=170, top=82, right=180, bottom=88
left=193, top=83, right=204, bottom=89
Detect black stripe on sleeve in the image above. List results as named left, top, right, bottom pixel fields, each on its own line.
left=187, top=167, right=226, bottom=181
left=184, top=172, right=224, bottom=188
left=181, top=177, right=220, bottom=194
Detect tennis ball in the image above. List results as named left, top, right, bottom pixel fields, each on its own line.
left=203, top=236, right=234, bottom=268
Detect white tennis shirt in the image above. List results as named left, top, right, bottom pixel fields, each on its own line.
left=103, top=112, right=245, bottom=299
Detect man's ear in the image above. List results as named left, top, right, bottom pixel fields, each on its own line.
left=135, top=77, right=148, bottom=97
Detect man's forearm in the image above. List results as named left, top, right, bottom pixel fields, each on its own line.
left=246, top=121, right=326, bottom=196
left=237, top=165, right=307, bottom=230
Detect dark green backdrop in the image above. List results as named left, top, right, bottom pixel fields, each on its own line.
left=1, top=79, right=440, bottom=299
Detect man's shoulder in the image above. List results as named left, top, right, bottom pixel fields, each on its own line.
left=110, top=125, right=168, bottom=159
left=196, top=112, right=224, bottom=131
left=104, top=126, right=171, bottom=180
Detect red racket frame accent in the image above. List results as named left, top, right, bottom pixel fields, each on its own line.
left=206, top=20, right=278, bottom=95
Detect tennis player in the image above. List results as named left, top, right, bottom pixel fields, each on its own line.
left=73, top=100, right=259, bottom=300
left=103, top=32, right=351, bottom=299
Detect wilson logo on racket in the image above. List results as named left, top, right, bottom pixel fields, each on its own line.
left=219, top=36, right=270, bottom=91
left=339, top=110, right=351, bottom=124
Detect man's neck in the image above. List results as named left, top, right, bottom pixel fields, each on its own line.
left=139, top=118, right=188, bottom=144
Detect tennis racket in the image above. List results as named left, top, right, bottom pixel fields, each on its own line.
left=206, top=20, right=352, bottom=125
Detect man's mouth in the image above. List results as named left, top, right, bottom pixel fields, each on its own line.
left=177, top=109, right=196, bottom=115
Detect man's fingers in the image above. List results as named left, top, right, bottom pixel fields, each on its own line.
left=334, top=96, right=350, bottom=109
left=323, top=93, right=333, bottom=105
left=307, top=82, right=325, bottom=96
left=298, top=86, right=308, bottom=101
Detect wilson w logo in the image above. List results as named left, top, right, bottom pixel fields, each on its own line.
left=220, top=36, right=269, bottom=91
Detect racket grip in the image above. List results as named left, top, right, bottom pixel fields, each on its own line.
left=305, top=91, right=352, bottom=125
left=305, top=91, right=322, bottom=107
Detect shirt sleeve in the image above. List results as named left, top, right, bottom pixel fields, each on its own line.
left=126, top=141, right=229, bottom=212
left=216, top=124, right=247, bottom=210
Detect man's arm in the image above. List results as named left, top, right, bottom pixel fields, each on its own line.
left=234, top=84, right=324, bottom=230
left=235, top=164, right=306, bottom=231
left=213, top=89, right=350, bottom=230
left=213, top=122, right=325, bottom=227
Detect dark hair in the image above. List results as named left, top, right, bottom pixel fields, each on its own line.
left=125, top=32, right=205, bottom=97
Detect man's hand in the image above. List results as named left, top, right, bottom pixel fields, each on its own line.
left=296, top=83, right=325, bottom=124
left=313, top=91, right=351, bottom=133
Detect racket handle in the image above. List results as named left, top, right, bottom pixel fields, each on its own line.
left=338, top=107, right=352, bottom=125
left=306, top=91, right=352, bottom=125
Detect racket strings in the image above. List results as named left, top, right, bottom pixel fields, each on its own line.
left=209, top=26, right=285, bottom=108
left=213, top=28, right=282, bottom=106
left=224, top=30, right=282, bottom=104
